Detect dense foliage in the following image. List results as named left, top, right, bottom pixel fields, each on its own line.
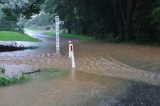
left=0, top=67, right=30, bottom=86
left=0, top=0, right=45, bottom=32
left=26, top=13, right=52, bottom=27
left=0, top=0, right=159, bottom=43
left=42, top=0, right=160, bottom=43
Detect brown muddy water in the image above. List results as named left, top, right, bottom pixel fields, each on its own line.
left=0, top=30, right=160, bottom=105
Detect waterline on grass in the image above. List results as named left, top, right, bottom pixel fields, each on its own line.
left=0, top=68, right=67, bottom=87
left=0, top=74, right=31, bottom=87
left=0, top=31, right=39, bottom=42
left=43, top=31, right=95, bottom=41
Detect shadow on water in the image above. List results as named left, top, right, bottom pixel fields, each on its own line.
left=74, top=71, right=160, bottom=106
left=115, top=82, right=160, bottom=106
left=70, top=71, right=128, bottom=106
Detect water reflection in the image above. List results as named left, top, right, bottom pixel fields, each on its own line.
left=114, top=81, right=160, bottom=106
left=0, top=69, right=159, bottom=106
left=0, top=69, right=128, bottom=106
left=71, top=68, right=76, bottom=80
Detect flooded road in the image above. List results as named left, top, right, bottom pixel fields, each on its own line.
left=0, top=30, right=160, bottom=105
left=0, top=70, right=129, bottom=106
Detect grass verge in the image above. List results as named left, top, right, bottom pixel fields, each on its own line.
left=43, top=31, right=95, bottom=41
left=25, top=26, right=42, bottom=30
left=0, top=67, right=31, bottom=86
left=43, top=32, right=56, bottom=36
left=0, top=74, right=30, bottom=87
left=0, top=31, right=39, bottom=42
left=25, top=26, right=50, bottom=30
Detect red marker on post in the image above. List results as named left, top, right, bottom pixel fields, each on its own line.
left=69, top=41, right=72, bottom=58
left=68, top=41, right=75, bottom=68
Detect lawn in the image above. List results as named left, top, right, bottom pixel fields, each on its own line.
left=43, top=31, right=95, bottom=41
left=0, top=31, right=39, bottom=42
left=25, top=26, right=42, bottom=30
left=25, top=26, right=50, bottom=30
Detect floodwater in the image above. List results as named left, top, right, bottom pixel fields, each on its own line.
left=0, top=30, right=160, bottom=105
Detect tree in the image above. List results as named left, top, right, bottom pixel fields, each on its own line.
left=42, top=0, right=77, bottom=33
left=0, top=0, right=45, bottom=31
left=112, top=0, right=137, bottom=40
left=134, top=0, right=160, bottom=42
left=26, top=13, right=51, bottom=26
left=42, top=0, right=160, bottom=43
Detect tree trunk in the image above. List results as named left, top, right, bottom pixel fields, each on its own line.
left=112, top=0, right=137, bottom=41
left=124, top=0, right=137, bottom=40
left=112, top=0, right=124, bottom=40
left=68, top=28, right=71, bottom=34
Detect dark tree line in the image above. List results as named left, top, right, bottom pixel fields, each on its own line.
left=42, top=0, right=160, bottom=43
left=112, top=0, right=137, bottom=40
left=1, top=0, right=159, bottom=43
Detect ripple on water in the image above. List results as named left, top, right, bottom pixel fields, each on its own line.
left=0, top=69, right=129, bottom=106
left=0, top=36, right=160, bottom=105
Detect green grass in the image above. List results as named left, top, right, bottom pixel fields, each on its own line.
left=0, top=74, right=30, bottom=86
left=0, top=31, right=39, bottom=42
left=43, top=31, right=95, bottom=41
left=43, top=32, right=56, bottom=36
left=25, top=26, right=51, bottom=30
left=0, top=67, right=30, bottom=86
left=25, top=26, right=42, bottom=30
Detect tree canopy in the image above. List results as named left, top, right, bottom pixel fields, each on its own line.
left=0, top=0, right=45, bottom=32
left=42, top=0, right=160, bottom=43
left=0, top=0, right=159, bottom=43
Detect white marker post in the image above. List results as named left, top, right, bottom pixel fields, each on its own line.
left=55, top=16, right=60, bottom=53
left=69, top=41, right=76, bottom=68
left=69, top=41, right=72, bottom=58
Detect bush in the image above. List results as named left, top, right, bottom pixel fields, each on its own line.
left=105, top=33, right=121, bottom=42
left=0, top=42, right=38, bottom=52
left=0, top=74, right=30, bottom=86
left=0, top=42, right=24, bottom=52
left=0, top=19, right=24, bottom=33
left=0, top=67, right=30, bottom=86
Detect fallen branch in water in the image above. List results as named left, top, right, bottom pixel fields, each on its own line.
left=23, top=69, right=41, bottom=75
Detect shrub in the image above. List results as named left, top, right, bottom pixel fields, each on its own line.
left=0, top=74, right=30, bottom=86
left=0, top=42, right=38, bottom=52
left=0, top=67, right=30, bottom=86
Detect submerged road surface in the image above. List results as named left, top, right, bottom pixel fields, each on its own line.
left=0, top=29, right=160, bottom=106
